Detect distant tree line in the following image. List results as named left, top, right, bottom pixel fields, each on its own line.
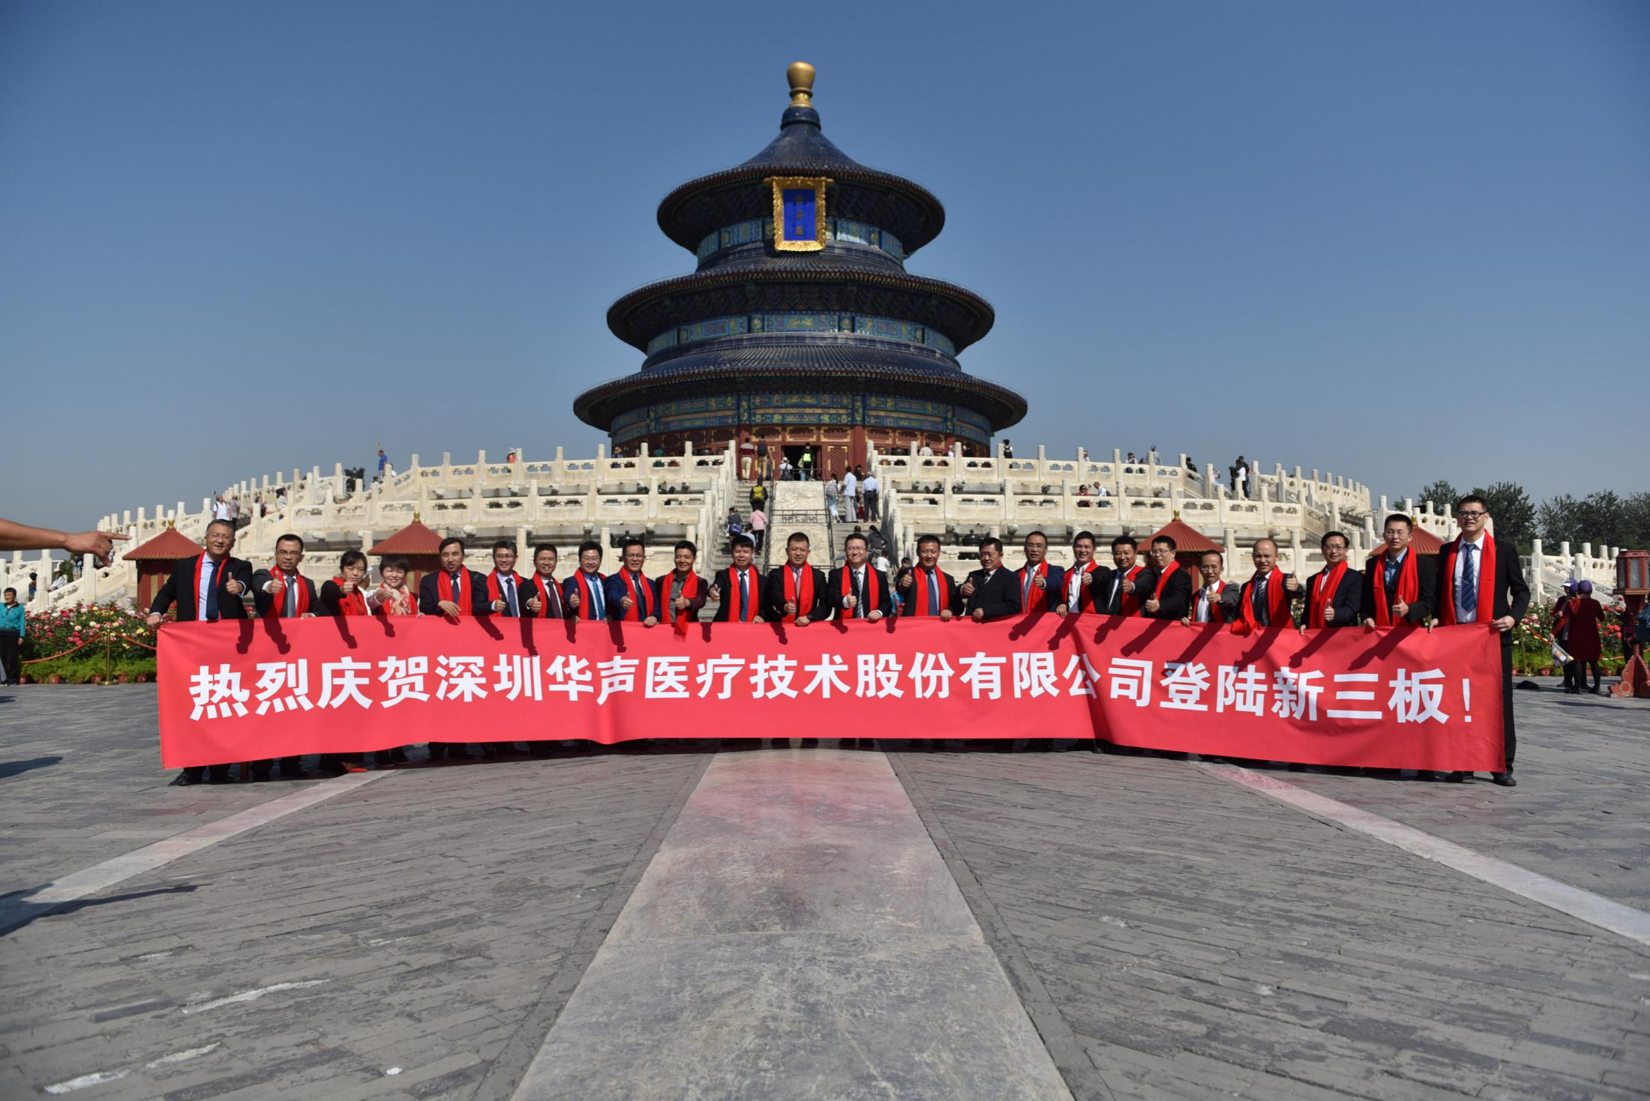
left=1413, top=481, right=1650, bottom=554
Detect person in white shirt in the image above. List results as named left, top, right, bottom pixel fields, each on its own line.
left=862, top=472, right=881, bottom=523
left=842, top=469, right=859, bottom=520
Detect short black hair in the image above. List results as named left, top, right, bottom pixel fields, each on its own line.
left=532, top=543, right=558, bottom=560
left=379, top=555, right=409, bottom=572
left=1023, top=529, right=1048, bottom=544
left=1199, top=550, right=1223, bottom=563
left=1455, top=493, right=1489, bottom=513
left=577, top=539, right=602, bottom=557
left=1152, top=535, right=1176, bottom=552
left=492, top=539, right=516, bottom=554
left=2, top=588, right=14, bottom=597
left=1073, top=530, right=1096, bottom=546
left=674, top=539, right=697, bottom=555
left=730, top=534, right=755, bottom=550
left=207, top=518, right=236, bottom=535
left=916, top=533, right=941, bottom=550
left=275, top=532, right=304, bottom=550
left=844, top=533, right=868, bottom=550
left=979, top=537, right=1004, bottom=555
left=787, top=532, right=810, bottom=546
left=621, top=537, right=645, bottom=553
left=339, top=550, right=367, bottom=570
left=438, top=536, right=465, bottom=553
left=1321, top=530, right=1349, bottom=549
left=1382, top=513, right=1413, bottom=531
left=1111, top=535, right=1137, bottom=550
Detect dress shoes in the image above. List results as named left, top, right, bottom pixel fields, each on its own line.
left=1491, top=771, right=1517, bottom=787
left=171, top=770, right=202, bottom=786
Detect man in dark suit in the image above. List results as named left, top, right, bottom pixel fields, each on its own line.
left=484, top=539, right=528, bottom=618
left=250, top=533, right=322, bottom=777
left=1137, top=535, right=1194, bottom=620
left=1058, top=530, right=1109, bottom=615
left=1292, top=530, right=1361, bottom=630
left=605, top=538, right=660, bottom=626
left=763, top=532, right=828, bottom=625
left=709, top=536, right=764, bottom=623
left=418, top=536, right=493, bottom=761
left=1233, top=538, right=1295, bottom=630
left=146, top=518, right=253, bottom=784
left=252, top=533, right=320, bottom=620
left=960, top=537, right=1022, bottom=621
left=827, top=533, right=893, bottom=621
left=896, top=534, right=963, bottom=619
left=1438, top=494, right=1531, bottom=787
left=1014, top=530, right=1066, bottom=616
left=657, top=539, right=709, bottom=628
left=524, top=544, right=568, bottom=619
left=561, top=540, right=608, bottom=621
left=1096, top=535, right=1147, bottom=616
left=1361, top=514, right=1437, bottom=628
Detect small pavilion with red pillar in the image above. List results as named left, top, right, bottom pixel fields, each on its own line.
left=123, top=527, right=204, bottom=611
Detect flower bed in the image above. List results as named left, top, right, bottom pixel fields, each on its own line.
left=18, top=600, right=163, bottom=683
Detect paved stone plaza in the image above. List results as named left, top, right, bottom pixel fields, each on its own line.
left=1, top=686, right=1646, bottom=1100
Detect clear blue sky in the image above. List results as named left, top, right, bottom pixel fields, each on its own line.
left=3, top=0, right=1646, bottom=531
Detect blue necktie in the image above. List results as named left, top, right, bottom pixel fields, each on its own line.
left=1459, top=544, right=1477, bottom=620
left=505, top=576, right=518, bottom=617
left=632, top=573, right=647, bottom=618
left=204, top=561, right=220, bottom=621
left=590, top=574, right=604, bottom=619
left=927, top=570, right=940, bottom=615
left=738, top=570, right=750, bottom=620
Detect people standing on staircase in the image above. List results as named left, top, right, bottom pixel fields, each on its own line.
left=862, top=470, right=880, bottom=523
left=824, top=477, right=840, bottom=522
left=749, top=505, right=767, bottom=555
left=843, top=467, right=860, bottom=521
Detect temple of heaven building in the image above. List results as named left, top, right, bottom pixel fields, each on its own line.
left=573, top=62, right=1026, bottom=480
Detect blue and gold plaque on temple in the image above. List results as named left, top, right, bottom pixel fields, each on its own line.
left=766, top=176, right=831, bottom=251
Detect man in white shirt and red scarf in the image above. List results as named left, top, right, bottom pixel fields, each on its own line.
left=1233, top=538, right=1294, bottom=633
left=657, top=539, right=708, bottom=630
left=485, top=540, right=528, bottom=618
left=560, top=539, right=608, bottom=621
left=524, top=544, right=567, bottom=619
left=1294, top=530, right=1361, bottom=632
left=763, top=532, right=828, bottom=625
left=709, top=536, right=765, bottom=623
left=1138, top=535, right=1193, bottom=620
left=896, top=533, right=962, bottom=619
left=827, top=533, right=893, bottom=622
left=252, top=533, right=321, bottom=779
left=1360, top=514, right=1437, bottom=629
left=1014, top=530, right=1065, bottom=616
left=1097, top=535, right=1146, bottom=616
left=417, top=536, right=494, bottom=760
left=1438, top=494, right=1529, bottom=787
left=147, top=518, right=251, bottom=785
left=1183, top=550, right=1237, bottom=625
left=1058, top=531, right=1108, bottom=615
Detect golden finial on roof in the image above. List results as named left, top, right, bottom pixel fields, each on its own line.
left=788, top=62, right=816, bottom=106
left=413, top=510, right=421, bottom=523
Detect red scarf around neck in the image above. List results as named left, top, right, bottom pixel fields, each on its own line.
left=911, top=567, right=951, bottom=617
left=723, top=565, right=759, bottom=622
left=530, top=573, right=562, bottom=618
left=782, top=564, right=815, bottom=623
left=1118, top=563, right=1145, bottom=616
left=264, top=566, right=309, bottom=620
left=376, top=583, right=416, bottom=617
left=573, top=570, right=604, bottom=620
left=1370, top=548, right=1418, bottom=627
left=486, top=570, right=525, bottom=614
left=194, top=553, right=232, bottom=619
left=437, top=569, right=473, bottom=614
left=1018, top=560, right=1051, bottom=612
left=1234, top=567, right=1288, bottom=634
left=840, top=563, right=880, bottom=618
left=1437, top=535, right=1496, bottom=626
left=1196, top=579, right=1227, bottom=624
left=665, top=571, right=700, bottom=632
left=1307, top=561, right=1348, bottom=629
left=619, top=570, right=652, bottom=622
left=1066, top=559, right=1098, bottom=611
left=330, top=576, right=369, bottom=617
left=1152, top=561, right=1181, bottom=600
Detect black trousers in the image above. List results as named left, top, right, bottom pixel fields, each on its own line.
left=1501, top=641, right=1515, bottom=766
left=0, top=629, right=19, bottom=684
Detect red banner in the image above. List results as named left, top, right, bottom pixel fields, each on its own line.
left=155, top=616, right=1506, bottom=771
